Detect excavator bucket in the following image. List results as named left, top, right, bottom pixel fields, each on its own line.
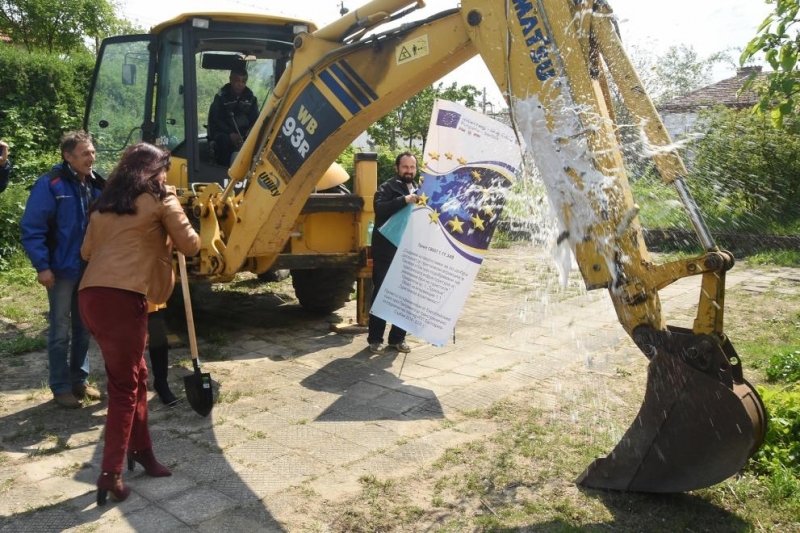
left=576, top=329, right=767, bottom=492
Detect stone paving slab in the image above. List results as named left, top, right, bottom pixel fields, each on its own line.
left=0, top=247, right=795, bottom=532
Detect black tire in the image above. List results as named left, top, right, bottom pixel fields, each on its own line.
left=291, top=268, right=356, bottom=313
left=257, top=269, right=290, bottom=282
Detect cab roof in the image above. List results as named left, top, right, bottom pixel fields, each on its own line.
left=150, top=12, right=318, bottom=34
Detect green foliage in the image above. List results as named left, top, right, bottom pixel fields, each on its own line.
left=0, top=0, right=122, bottom=54
left=766, top=350, right=800, bottom=382
left=335, top=145, right=357, bottom=185
left=750, top=385, right=800, bottom=477
left=0, top=251, right=48, bottom=355
left=0, top=47, right=93, bottom=266
left=650, top=44, right=727, bottom=105
left=0, top=47, right=94, bottom=151
left=0, top=186, right=30, bottom=269
left=367, top=82, right=480, bottom=152
left=0, top=335, right=48, bottom=357
left=746, top=249, right=800, bottom=266
left=630, top=173, right=689, bottom=229
left=683, top=105, right=800, bottom=231
left=327, top=145, right=361, bottom=192
left=741, top=0, right=800, bottom=127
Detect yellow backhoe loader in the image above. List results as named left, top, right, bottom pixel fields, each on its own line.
left=83, top=0, right=766, bottom=493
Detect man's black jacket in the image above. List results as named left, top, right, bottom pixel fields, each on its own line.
left=208, top=84, right=259, bottom=138
left=372, top=176, right=416, bottom=263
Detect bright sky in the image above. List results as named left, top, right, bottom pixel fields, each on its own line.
left=119, top=0, right=773, bottom=107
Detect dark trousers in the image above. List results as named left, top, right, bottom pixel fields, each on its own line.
left=213, top=132, right=237, bottom=166
left=367, top=259, right=406, bottom=345
left=79, top=287, right=152, bottom=473
left=147, top=308, right=169, bottom=387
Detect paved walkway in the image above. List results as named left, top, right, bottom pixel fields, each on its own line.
left=0, top=247, right=796, bottom=532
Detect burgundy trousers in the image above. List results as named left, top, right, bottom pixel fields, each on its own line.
left=79, top=287, right=152, bottom=473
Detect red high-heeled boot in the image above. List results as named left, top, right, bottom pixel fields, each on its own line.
left=127, top=448, right=172, bottom=477
left=96, top=471, right=130, bottom=506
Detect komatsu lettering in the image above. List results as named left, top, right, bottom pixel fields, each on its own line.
left=513, top=0, right=556, bottom=81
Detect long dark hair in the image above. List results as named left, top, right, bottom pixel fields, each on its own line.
left=91, top=143, right=171, bottom=215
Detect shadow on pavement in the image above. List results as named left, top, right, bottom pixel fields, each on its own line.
left=0, top=374, right=287, bottom=532
left=301, top=349, right=444, bottom=421
left=0, top=336, right=287, bottom=532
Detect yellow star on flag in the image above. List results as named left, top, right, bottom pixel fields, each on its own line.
left=445, top=152, right=453, bottom=160
left=471, top=215, right=485, bottom=231
left=429, top=209, right=441, bottom=224
left=482, top=205, right=495, bottom=217
left=470, top=170, right=481, bottom=182
left=428, top=151, right=440, bottom=160
left=457, top=157, right=467, bottom=165
left=418, top=192, right=429, bottom=206
left=447, top=216, right=465, bottom=234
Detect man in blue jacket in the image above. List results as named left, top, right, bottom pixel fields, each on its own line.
left=21, top=131, right=105, bottom=408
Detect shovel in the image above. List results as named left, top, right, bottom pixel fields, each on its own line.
left=177, top=252, right=214, bottom=417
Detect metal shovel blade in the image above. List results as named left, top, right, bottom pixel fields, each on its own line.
left=184, top=358, right=214, bottom=417
left=576, top=351, right=767, bottom=493
left=177, top=252, right=214, bottom=417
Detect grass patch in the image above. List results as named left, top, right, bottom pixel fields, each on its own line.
left=28, top=435, right=71, bottom=458
left=0, top=252, right=49, bottom=358
left=54, top=462, right=83, bottom=477
left=747, top=249, right=800, bottom=267
left=329, top=475, right=425, bottom=532
left=0, top=336, right=47, bottom=357
left=724, top=288, right=800, bottom=377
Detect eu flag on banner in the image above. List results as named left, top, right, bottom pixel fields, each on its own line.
left=436, top=110, right=461, bottom=128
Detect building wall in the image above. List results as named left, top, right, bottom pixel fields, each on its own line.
left=662, top=111, right=699, bottom=141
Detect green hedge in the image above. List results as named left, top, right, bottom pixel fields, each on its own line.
left=0, top=47, right=95, bottom=267
left=0, top=46, right=94, bottom=182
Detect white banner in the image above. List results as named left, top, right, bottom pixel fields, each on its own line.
left=371, top=99, right=521, bottom=346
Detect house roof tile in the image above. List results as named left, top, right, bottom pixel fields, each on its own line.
left=657, top=66, right=769, bottom=113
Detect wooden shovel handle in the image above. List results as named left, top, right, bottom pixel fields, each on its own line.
left=177, top=252, right=199, bottom=361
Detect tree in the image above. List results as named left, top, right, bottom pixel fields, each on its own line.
left=627, top=43, right=727, bottom=105
left=741, top=0, right=800, bottom=127
left=612, top=44, right=725, bottom=178
left=367, top=82, right=480, bottom=152
left=0, top=0, right=122, bottom=54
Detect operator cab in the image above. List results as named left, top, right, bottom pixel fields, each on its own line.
left=83, top=14, right=312, bottom=190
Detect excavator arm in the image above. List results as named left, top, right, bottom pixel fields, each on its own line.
left=197, top=0, right=766, bottom=492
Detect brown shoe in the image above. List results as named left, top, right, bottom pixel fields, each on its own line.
left=54, top=392, right=82, bottom=409
left=73, top=384, right=103, bottom=401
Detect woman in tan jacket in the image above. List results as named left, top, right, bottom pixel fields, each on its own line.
left=78, top=143, right=200, bottom=506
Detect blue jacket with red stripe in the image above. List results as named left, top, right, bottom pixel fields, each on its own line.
left=21, top=163, right=104, bottom=281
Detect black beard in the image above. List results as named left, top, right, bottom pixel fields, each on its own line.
left=399, top=174, right=414, bottom=183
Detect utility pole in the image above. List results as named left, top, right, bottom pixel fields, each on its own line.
left=481, top=87, right=494, bottom=115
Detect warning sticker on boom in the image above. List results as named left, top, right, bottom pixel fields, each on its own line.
left=396, top=35, right=430, bottom=66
